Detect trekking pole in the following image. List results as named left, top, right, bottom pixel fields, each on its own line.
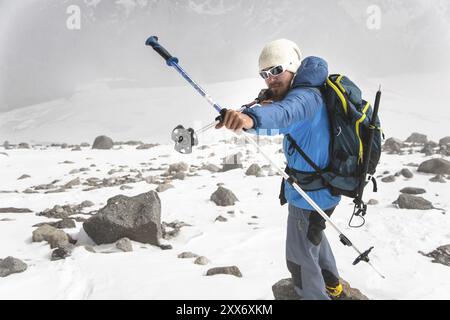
left=146, top=36, right=386, bottom=279
left=350, top=87, right=382, bottom=227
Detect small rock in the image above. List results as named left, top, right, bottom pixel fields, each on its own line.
left=405, top=133, right=428, bottom=144
left=116, top=238, right=133, bottom=252
left=64, top=177, right=81, bottom=188
left=201, top=163, right=221, bottom=173
left=92, top=135, right=114, bottom=150
left=80, top=200, right=94, bottom=208
left=84, top=246, right=96, bottom=253
left=400, top=187, right=426, bottom=195
left=400, top=168, right=414, bottom=179
left=430, top=175, right=446, bottom=183
left=396, top=194, right=434, bottom=210
left=168, top=162, right=189, bottom=174
left=381, top=175, right=396, bottom=183
left=0, top=257, right=28, bottom=277
left=156, top=183, right=174, bottom=193
left=0, top=207, right=32, bottom=213
left=18, top=143, right=30, bottom=149
left=194, top=256, right=210, bottom=265
left=221, top=153, right=244, bottom=172
left=245, top=164, right=263, bottom=177
left=367, top=199, right=379, bottom=205
left=206, top=266, right=242, bottom=278
left=420, top=244, right=450, bottom=267
left=159, top=244, right=173, bottom=250
left=438, top=137, right=450, bottom=146
left=418, top=158, right=450, bottom=175
left=120, top=185, right=133, bottom=190
left=210, top=186, right=239, bottom=206
left=17, top=174, right=31, bottom=180
left=173, top=172, right=186, bottom=180
left=178, top=252, right=199, bottom=259
left=51, top=244, right=74, bottom=261
left=32, top=225, right=70, bottom=249
left=215, top=215, right=228, bottom=222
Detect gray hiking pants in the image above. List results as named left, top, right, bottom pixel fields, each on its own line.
left=286, top=204, right=340, bottom=300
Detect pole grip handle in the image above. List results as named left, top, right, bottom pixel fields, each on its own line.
left=145, top=36, right=179, bottom=66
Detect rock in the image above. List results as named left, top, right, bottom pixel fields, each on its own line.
left=367, top=199, right=379, bottom=205
left=18, top=143, right=30, bottom=149
left=92, top=135, right=114, bottom=150
left=272, top=278, right=300, bottom=300
left=32, top=225, right=70, bottom=249
left=221, top=152, right=244, bottom=172
left=23, top=188, right=38, bottom=194
left=215, top=215, right=228, bottom=222
left=144, top=176, right=157, bottom=184
left=405, top=133, right=428, bottom=144
left=51, top=244, right=74, bottom=261
left=136, top=144, right=158, bottom=150
left=420, top=145, right=434, bottom=156
left=37, top=205, right=72, bottom=219
left=168, top=162, right=189, bottom=174
left=33, top=218, right=76, bottom=229
left=396, top=194, right=434, bottom=210
left=173, top=172, right=186, bottom=180
left=420, top=244, right=450, bottom=267
left=272, top=278, right=368, bottom=300
left=201, top=163, right=221, bottom=173
left=400, top=187, right=426, bottom=195
left=116, top=238, right=133, bottom=252
left=83, top=191, right=161, bottom=246
left=156, top=183, right=174, bottom=193
left=178, top=252, right=199, bottom=259
left=84, top=246, right=96, bottom=253
left=17, top=174, right=31, bottom=180
left=210, top=186, right=239, bottom=206
left=418, top=158, right=450, bottom=175
left=194, top=256, right=210, bottom=265
left=159, top=244, right=173, bottom=250
left=0, top=207, right=32, bottom=213
left=245, top=164, right=263, bottom=177
left=206, top=266, right=242, bottom=278
left=0, top=257, right=28, bottom=277
left=430, top=175, right=446, bottom=183
left=381, top=175, right=396, bottom=183
left=64, top=177, right=81, bottom=188
left=69, top=169, right=80, bottom=174
left=80, top=200, right=94, bottom=208
left=439, top=137, right=450, bottom=146
left=383, top=138, right=403, bottom=153
left=400, top=168, right=414, bottom=179
left=71, top=146, right=82, bottom=151
left=120, top=185, right=133, bottom=190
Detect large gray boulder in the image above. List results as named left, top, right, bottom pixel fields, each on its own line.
left=383, top=137, right=403, bottom=153
left=210, top=186, right=239, bottom=206
left=83, top=191, right=162, bottom=246
left=395, top=194, right=434, bottom=210
left=0, top=257, right=28, bottom=277
left=92, top=135, right=114, bottom=150
left=418, top=158, right=450, bottom=175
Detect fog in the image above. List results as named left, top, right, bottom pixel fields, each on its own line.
left=0, top=0, right=449, bottom=112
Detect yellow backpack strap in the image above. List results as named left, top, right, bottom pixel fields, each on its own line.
left=326, top=77, right=348, bottom=115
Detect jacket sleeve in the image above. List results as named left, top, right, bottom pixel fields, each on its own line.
left=242, top=88, right=322, bottom=135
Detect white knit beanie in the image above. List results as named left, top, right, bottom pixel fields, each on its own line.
left=258, top=39, right=303, bottom=73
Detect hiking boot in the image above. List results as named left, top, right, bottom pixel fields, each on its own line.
left=326, top=283, right=348, bottom=300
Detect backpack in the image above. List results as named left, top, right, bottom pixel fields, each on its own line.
left=279, top=74, right=383, bottom=222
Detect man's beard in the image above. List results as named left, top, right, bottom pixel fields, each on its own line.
left=270, top=83, right=289, bottom=101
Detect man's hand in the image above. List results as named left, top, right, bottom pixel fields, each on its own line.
left=215, top=110, right=254, bottom=133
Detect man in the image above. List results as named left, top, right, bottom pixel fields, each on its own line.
left=216, top=39, right=343, bottom=300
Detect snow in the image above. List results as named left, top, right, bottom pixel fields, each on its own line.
left=0, top=74, right=449, bottom=300
left=0, top=134, right=449, bottom=300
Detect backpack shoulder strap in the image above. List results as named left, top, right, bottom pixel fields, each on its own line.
left=285, top=134, right=324, bottom=175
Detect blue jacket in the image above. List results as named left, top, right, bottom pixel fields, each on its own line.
left=243, top=56, right=341, bottom=211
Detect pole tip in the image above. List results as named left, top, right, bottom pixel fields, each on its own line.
left=378, top=85, right=382, bottom=91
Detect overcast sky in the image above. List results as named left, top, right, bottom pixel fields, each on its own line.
left=0, top=0, right=449, bottom=112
